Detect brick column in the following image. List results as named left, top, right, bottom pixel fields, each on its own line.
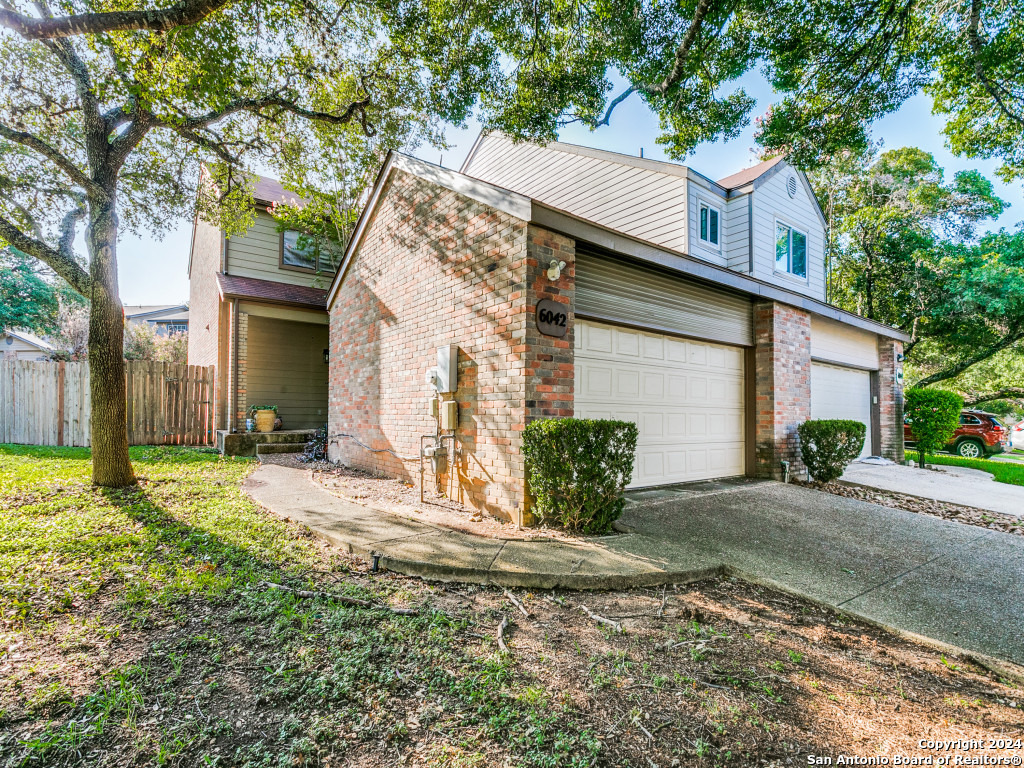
left=877, top=337, right=905, bottom=462
left=753, top=301, right=812, bottom=479
left=517, top=225, right=576, bottom=525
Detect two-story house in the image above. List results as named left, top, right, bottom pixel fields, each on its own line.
left=325, top=134, right=908, bottom=524
left=187, top=175, right=334, bottom=444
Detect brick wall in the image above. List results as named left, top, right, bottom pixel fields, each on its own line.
left=328, top=170, right=532, bottom=520
left=233, top=311, right=249, bottom=431
left=877, top=338, right=905, bottom=462
left=753, top=301, right=812, bottom=479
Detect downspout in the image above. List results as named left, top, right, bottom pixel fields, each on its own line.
left=231, top=298, right=239, bottom=432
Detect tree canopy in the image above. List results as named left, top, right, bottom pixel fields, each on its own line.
left=810, top=147, right=1024, bottom=398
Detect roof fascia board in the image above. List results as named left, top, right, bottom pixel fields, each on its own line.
left=6, top=330, right=53, bottom=350
left=751, top=160, right=828, bottom=229
left=459, top=132, right=488, bottom=174
left=531, top=202, right=908, bottom=341
left=686, top=168, right=728, bottom=197
left=327, top=152, right=533, bottom=308
left=125, top=305, right=188, bottom=319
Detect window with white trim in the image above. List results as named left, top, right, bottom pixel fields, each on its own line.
left=775, top=222, right=807, bottom=278
left=167, top=323, right=188, bottom=335
left=699, top=202, right=720, bottom=247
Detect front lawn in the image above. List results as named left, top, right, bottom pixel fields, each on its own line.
left=908, top=450, right=1024, bottom=486
left=2, top=445, right=1022, bottom=767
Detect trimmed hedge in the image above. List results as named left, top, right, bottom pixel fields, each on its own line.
left=521, top=418, right=639, bottom=533
left=797, top=419, right=866, bottom=483
left=905, top=388, right=963, bottom=468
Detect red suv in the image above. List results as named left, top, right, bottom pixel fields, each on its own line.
left=904, top=410, right=1010, bottom=459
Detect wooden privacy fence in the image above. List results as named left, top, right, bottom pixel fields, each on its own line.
left=0, top=360, right=215, bottom=447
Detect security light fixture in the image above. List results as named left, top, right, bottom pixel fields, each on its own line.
left=323, top=348, right=329, bottom=364
left=547, top=259, right=566, bottom=280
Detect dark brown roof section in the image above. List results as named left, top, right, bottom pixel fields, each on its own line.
left=716, top=155, right=785, bottom=190
left=216, top=273, right=327, bottom=310
left=252, top=175, right=306, bottom=207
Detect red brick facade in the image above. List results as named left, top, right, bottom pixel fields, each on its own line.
left=753, top=301, right=812, bottom=479
left=329, top=170, right=905, bottom=516
left=329, top=170, right=541, bottom=521
left=877, top=338, right=905, bottom=462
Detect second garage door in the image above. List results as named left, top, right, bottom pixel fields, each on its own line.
left=810, top=362, right=873, bottom=459
left=575, top=320, right=746, bottom=488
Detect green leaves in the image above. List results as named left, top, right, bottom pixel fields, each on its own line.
left=797, top=419, right=866, bottom=483
left=904, top=388, right=963, bottom=466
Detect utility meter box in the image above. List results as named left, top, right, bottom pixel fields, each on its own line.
left=440, top=400, right=459, bottom=431
left=434, top=344, right=459, bottom=393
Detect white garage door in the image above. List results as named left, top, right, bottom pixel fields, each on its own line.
left=575, top=320, right=746, bottom=488
left=810, top=362, right=873, bottom=459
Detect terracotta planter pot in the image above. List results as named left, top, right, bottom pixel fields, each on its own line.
left=255, top=410, right=276, bottom=433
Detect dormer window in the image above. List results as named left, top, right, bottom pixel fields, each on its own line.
left=775, top=221, right=807, bottom=279
left=280, top=230, right=340, bottom=275
left=699, top=202, right=720, bottom=247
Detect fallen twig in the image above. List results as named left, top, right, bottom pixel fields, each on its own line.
left=658, top=585, right=667, bottom=617
left=497, top=615, right=510, bottom=653
left=502, top=587, right=531, bottom=618
left=579, top=604, right=622, bottom=633
left=260, top=581, right=417, bottom=615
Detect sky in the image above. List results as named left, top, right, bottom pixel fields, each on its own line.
left=117, top=71, right=1024, bottom=305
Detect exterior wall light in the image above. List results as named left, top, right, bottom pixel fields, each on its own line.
left=547, top=259, right=566, bottom=280
left=323, top=348, right=329, bottom=364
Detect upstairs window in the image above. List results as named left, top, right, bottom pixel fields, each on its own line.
left=281, top=230, right=341, bottom=275
left=775, top=222, right=807, bottom=279
left=699, top=202, right=720, bottom=247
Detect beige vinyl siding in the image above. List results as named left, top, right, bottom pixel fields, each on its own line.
left=464, top=134, right=689, bottom=252
left=246, top=316, right=329, bottom=430
left=227, top=211, right=333, bottom=289
left=750, top=170, right=826, bottom=300
left=723, top=193, right=751, bottom=272
left=687, top=180, right=727, bottom=267
left=811, top=316, right=879, bottom=369
left=575, top=245, right=753, bottom=347
left=1, top=337, right=50, bottom=361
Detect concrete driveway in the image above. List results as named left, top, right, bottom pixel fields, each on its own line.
left=616, top=480, right=1024, bottom=667
left=841, top=461, right=1024, bottom=517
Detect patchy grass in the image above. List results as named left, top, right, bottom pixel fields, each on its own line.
left=908, top=450, right=1024, bottom=486
left=1, top=445, right=1022, bottom=767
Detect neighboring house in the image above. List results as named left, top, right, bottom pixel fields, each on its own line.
left=325, top=134, right=908, bottom=524
left=187, top=175, right=333, bottom=433
left=124, top=304, right=190, bottom=335
left=0, top=329, right=55, bottom=361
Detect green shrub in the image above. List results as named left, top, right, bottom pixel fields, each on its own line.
left=521, top=418, right=639, bottom=533
left=904, top=388, right=963, bottom=468
left=797, top=419, right=867, bottom=483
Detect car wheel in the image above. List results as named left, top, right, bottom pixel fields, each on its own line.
left=957, top=440, right=984, bottom=459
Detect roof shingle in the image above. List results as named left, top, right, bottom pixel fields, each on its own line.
left=216, top=273, right=327, bottom=310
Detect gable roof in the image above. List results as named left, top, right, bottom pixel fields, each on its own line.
left=124, top=304, right=188, bottom=321
left=252, top=175, right=305, bottom=207
left=716, top=156, right=786, bottom=190
left=324, top=150, right=906, bottom=342
left=2, top=329, right=55, bottom=351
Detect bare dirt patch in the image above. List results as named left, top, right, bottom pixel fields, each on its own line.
left=803, top=480, right=1024, bottom=537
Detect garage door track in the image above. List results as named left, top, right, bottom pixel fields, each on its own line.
left=617, top=481, right=1024, bottom=668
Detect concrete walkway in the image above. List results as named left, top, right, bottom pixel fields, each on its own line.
left=841, top=461, right=1024, bottom=517
left=244, top=464, right=1024, bottom=670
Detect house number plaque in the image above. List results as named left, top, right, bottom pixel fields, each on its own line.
left=535, top=299, right=568, bottom=338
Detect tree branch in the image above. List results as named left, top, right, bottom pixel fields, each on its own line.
left=0, top=120, right=100, bottom=195
left=0, top=0, right=231, bottom=40
left=967, top=0, right=1024, bottom=129
left=644, top=0, right=714, bottom=95
left=911, top=330, right=1024, bottom=389
left=179, top=94, right=375, bottom=134
left=594, top=86, right=636, bottom=128
left=963, top=388, right=1024, bottom=407
left=0, top=211, right=91, bottom=295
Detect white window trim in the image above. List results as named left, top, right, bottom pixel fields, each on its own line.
left=773, top=217, right=809, bottom=283
left=697, top=199, right=722, bottom=250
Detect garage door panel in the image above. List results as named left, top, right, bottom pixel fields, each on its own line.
left=575, top=320, right=746, bottom=487
left=811, top=362, right=873, bottom=459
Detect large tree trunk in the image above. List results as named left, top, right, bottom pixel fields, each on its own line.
left=87, top=196, right=135, bottom=487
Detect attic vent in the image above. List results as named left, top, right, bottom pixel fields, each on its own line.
left=786, top=175, right=798, bottom=198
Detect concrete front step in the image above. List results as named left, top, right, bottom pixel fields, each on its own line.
left=217, top=429, right=315, bottom=457
left=256, top=443, right=306, bottom=455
